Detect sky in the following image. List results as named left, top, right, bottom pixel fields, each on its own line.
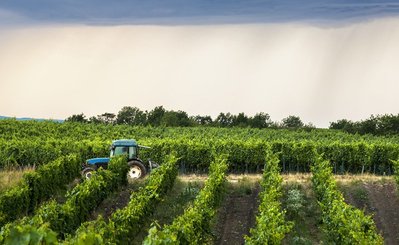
left=0, top=1, right=399, bottom=128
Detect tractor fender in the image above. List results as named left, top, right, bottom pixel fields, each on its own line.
left=86, top=158, right=110, bottom=165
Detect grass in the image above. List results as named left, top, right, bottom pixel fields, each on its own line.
left=227, top=174, right=260, bottom=196
left=334, top=173, right=393, bottom=183
left=338, top=180, right=369, bottom=207
left=0, top=166, right=35, bottom=192
left=282, top=181, right=324, bottom=245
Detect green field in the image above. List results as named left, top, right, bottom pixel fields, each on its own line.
left=0, top=119, right=398, bottom=244
left=1, top=119, right=398, bottom=174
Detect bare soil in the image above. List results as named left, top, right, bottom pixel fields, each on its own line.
left=87, top=174, right=399, bottom=244
left=365, top=181, right=399, bottom=245
left=214, top=183, right=260, bottom=245
left=341, top=179, right=399, bottom=245
left=90, top=179, right=146, bottom=220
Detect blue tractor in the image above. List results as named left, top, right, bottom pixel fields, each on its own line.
left=81, top=139, right=157, bottom=180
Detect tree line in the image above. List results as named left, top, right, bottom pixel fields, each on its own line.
left=65, top=106, right=310, bottom=129
left=329, top=114, right=399, bottom=136
left=65, top=106, right=399, bottom=135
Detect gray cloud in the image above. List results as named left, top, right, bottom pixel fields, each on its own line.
left=1, top=0, right=399, bottom=25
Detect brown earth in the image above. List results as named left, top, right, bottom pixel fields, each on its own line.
left=90, top=179, right=146, bottom=220
left=215, top=184, right=260, bottom=245
left=88, top=174, right=399, bottom=244
left=340, top=178, right=399, bottom=245
left=365, top=181, right=399, bottom=245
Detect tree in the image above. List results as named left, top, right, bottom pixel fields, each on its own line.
left=303, top=122, right=316, bottom=131
left=193, top=115, right=213, bottom=126
left=116, top=106, right=147, bottom=125
left=282, top=115, right=304, bottom=128
left=174, top=111, right=192, bottom=127
left=215, top=113, right=233, bottom=127
left=330, top=119, right=351, bottom=130
left=249, top=112, right=271, bottom=129
left=96, top=113, right=116, bottom=124
left=330, top=114, right=399, bottom=135
left=88, top=116, right=101, bottom=124
left=357, top=116, right=378, bottom=135
left=377, top=114, right=399, bottom=135
left=65, top=113, right=87, bottom=123
left=161, top=110, right=191, bottom=127
left=232, top=113, right=249, bottom=127
left=147, top=106, right=166, bottom=126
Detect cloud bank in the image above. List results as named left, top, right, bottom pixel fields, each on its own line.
left=0, top=18, right=398, bottom=127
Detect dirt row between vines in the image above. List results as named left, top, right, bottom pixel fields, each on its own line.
left=339, top=175, right=399, bottom=245
left=90, top=174, right=399, bottom=244
left=214, top=176, right=261, bottom=244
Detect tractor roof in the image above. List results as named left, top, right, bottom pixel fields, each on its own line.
left=112, top=139, right=138, bottom=147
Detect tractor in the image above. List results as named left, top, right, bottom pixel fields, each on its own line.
left=81, top=139, right=157, bottom=180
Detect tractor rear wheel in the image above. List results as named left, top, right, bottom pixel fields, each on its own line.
left=128, top=160, right=147, bottom=179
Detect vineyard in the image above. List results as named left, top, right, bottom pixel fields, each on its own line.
left=0, top=119, right=398, bottom=244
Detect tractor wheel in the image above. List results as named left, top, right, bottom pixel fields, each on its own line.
left=128, top=160, right=147, bottom=179
left=82, top=168, right=95, bottom=179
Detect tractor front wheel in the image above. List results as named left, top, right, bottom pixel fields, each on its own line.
left=128, top=160, right=147, bottom=179
left=82, top=168, right=95, bottom=180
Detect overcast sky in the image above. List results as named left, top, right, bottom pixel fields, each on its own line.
left=0, top=1, right=398, bottom=127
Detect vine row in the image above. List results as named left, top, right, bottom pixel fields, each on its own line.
left=66, top=154, right=179, bottom=244
left=0, top=154, right=81, bottom=227
left=311, top=155, right=383, bottom=244
left=0, top=156, right=128, bottom=243
left=144, top=155, right=228, bottom=244
left=245, top=150, right=293, bottom=244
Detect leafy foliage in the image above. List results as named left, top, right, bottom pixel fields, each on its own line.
left=311, top=155, right=383, bottom=244
left=116, top=106, right=146, bottom=125
left=330, top=114, right=399, bottom=136
left=2, top=223, right=57, bottom=245
left=0, top=119, right=397, bottom=244
left=391, top=159, right=399, bottom=187
left=245, top=150, right=293, bottom=244
left=0, top=154, right=81, bottom=227
left=1, top=120, right=398, bottom=174
left=282, top=115, right=304, bottom=128
left=65, top=114, right=87, bottom=123
left=0, top=137, right=108, bottom=168
left=66, top=154, right=178, bottom=244
left=144, top=155, right=228, bottom=244
left=0, top=156, right=128, bottom=242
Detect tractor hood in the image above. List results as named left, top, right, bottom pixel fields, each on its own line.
left=86, top=158, right=110, bottom=165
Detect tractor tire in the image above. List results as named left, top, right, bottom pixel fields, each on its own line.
left=82, top=167, right=95, bottom=180
left=127, top=160, right=147, bottom=180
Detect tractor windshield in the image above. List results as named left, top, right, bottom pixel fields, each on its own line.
left=110, top=146, right=137, bottom=159
left=111, top=146, right=128, bottom=157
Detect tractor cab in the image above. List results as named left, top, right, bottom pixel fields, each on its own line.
left=110, top=139, right=138, bottom=160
